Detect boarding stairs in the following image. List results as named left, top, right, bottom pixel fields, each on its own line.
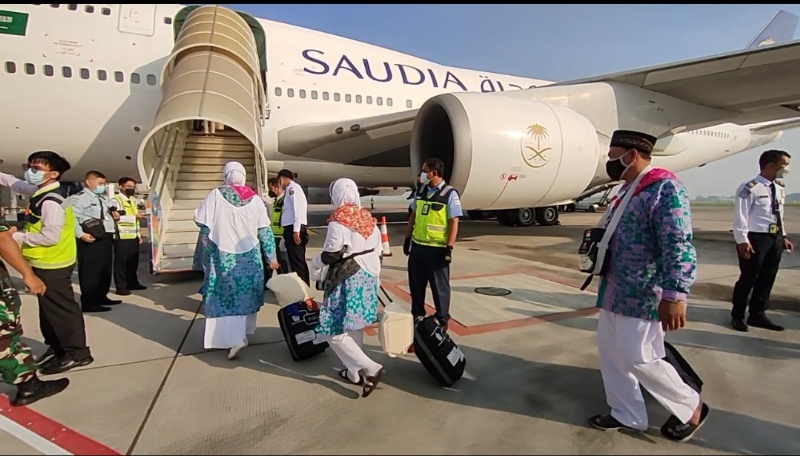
left=136, top=5, right=270, bottom=274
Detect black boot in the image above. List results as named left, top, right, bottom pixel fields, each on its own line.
left=11, top=374, right=70, bottom=407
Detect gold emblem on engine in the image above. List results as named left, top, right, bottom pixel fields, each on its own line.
left=521, top=124, right=552, bottom=169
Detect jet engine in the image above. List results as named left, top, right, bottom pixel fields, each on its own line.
left=410, top=93, right=601, bottom=210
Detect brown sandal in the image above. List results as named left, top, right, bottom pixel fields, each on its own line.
left=361, top=367, right=385, bottom=398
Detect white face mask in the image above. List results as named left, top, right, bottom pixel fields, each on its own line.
left=419, top=171, right=431, bottom=186
left=776, top=166, right=790, bottom=179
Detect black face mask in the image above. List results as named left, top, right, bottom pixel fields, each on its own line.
left=267, top=191, right=276, bottom=199
left=605, top=154, right=631, bottom=181
left=124, top=188, right=136, bottom=197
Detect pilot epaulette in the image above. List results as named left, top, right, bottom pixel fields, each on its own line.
left=775, top=178, right=785, bottom=186
left=746, top=179, right=758, bottom=189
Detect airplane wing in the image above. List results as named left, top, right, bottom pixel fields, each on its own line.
left=748, top=116, right=800, bottom=135
left=554, top=39, right=800, bottom=126
left=276, top=109, right=417, bottom=166
left=745, top=10, right=798, bottom=49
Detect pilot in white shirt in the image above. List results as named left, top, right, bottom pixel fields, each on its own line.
left=731, top=149, right=793, bottom=333
left=277, top=169, right=310, bottom=285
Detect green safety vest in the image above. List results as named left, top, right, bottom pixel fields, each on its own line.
left=22, top=183, right=77, bottom=269
left=270, top=194, right=285, bottom=237
left=412, top=185, right=456, bottom=247
left=113, top=194, right=140, bottom=240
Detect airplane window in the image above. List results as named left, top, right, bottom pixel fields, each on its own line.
left=274, top=87, right=282, bottom=96
left=286, top=88, right=294, bottom=97
left=356, top=95, right=362, bottom=104
left=345, top=94, right=351, bottom=103
left=164, top=17, right=173, bottom=25
left=44, top=65, right=54, bottom=77
left=62, top=66, right=72, bottom=78
left=406, top=100, right=413, bottom=108
left=101, top=7, right=111, bottom=16
left=24, top=63, right=35, bottom=75
left=146, top=74, right=157, bottom=85
left=114, top=71, right=124, bottom=82
left=387, top=98, right=393, bottom=107
left=299, top=89, right=306, bottom=98
left=376, top=97, right=383, bottom=106
left=50, top=4, right=60, bottom=8
left=334, top=93, right=341, bottom=102
left=84, top=5, right=94, bottom=13
left=131, top=73, right=141, bottom=84
left=366, top=96, right=373, bottom=104
left=97, top=69, right=107, bottom=81
left=311, top=90, right=318, bottom=100
left=67, top=4, right=77, bottom=11
left=80, top=68, right=90, bottom=80
left=322, top=92, right=329, bottom=101
left=4, top=62, right=15, bottom=74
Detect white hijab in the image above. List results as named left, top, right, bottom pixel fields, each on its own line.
left=223, top=161, right=246, bottom=186
left=329, top=178, right=361, bottom=208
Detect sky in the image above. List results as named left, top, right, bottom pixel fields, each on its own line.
left=227, top=3, right=800, bottom=198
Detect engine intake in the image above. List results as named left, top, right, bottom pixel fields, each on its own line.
left=411, top=93, right=601, bottom=210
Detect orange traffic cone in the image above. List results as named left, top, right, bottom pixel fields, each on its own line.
left=380, top=216, right=392, bottom=257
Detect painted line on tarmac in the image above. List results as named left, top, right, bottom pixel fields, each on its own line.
left=0, top=395, right=121, bottom=455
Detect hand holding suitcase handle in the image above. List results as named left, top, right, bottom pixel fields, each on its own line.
left=377, top=285, right=393, bottom=308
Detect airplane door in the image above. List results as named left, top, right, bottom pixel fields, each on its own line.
left=118, top=4, right=157, bottom=36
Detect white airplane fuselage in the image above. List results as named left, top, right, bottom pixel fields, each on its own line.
left=0, top=4, right=786, bottom=194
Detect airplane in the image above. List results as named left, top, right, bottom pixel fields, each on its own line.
left=1, top=4, right=800, bottom=273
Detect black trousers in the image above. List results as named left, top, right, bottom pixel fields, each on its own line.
left=282, top=225, right=310, bottom=286
left=114, top=238, right=141, bottom=292
left=732, top=233, right=784, bottom=319
left=77, top=235, right=113, bottom=309
left=33, top=265, right=90, bottom=360
left=408, top=243, right=451, bottom=322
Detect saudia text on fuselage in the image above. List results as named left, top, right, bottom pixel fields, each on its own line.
left=300, top=49, right=539, bottom=93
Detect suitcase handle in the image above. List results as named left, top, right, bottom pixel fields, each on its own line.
left=377, top=285, right=393, bottom=307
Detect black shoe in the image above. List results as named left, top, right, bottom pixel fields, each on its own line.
left=11, top=375, right=69, bottom=407
left=36, top=347, right=57, bottom=365
left=588, top=414, right=638, bottom=431
left=82, top=305, right=111, bottom=313
left=116, top=290, right=131, bottom=296
left=747, top=314, right=784, bottom=331
left=39, top=356, right=94, bottom=376
left=129, top=284, right=147, bottom=291
left=103, top=298, right=122, bottom=305
left=731, top=318, right=749, bottom=332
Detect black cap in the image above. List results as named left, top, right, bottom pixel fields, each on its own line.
left=610, top=130, right=657, bottom=154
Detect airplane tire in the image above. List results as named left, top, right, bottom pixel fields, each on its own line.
left=535, top=206, right=560, bottom=226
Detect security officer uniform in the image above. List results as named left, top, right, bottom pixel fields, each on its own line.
left=24, top=183, right=92, bottom=364
left=407, top=181, right=463, bottom=327
left=731, top=175, right=788, bottom=329
left=263, top=193, right=290, bottom=284
left=280, top=180, right=310, bottom=285
left=111, top=193, right=145, bottom=294
left=71, top=188, right=118, bottom=311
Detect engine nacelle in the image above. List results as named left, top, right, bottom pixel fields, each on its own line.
left=410, top=93, right=601, bottom=210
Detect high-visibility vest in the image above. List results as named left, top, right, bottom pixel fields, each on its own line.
left=22, top=183, right=77, bottom=269
left=412, top=185, right=456, bottom=248
left=270, top=194, right=285, bottom=237
left=113, top=194, right=140, bottom=240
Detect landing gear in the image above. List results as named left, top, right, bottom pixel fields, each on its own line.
left=466, top=210, right=494, bottom=220
left=494, top=206, right=560, bottom=227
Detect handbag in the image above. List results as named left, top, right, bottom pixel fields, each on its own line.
left=315, top=246, right=375, bottom=293
left=80, top=196, right=108, bottom=240
left=578, top=166, right=651, bottom=290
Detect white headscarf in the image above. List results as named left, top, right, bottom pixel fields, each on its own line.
left=223, top=161, right=246, bottom=186
left=329, top=178, right=361, bottom=208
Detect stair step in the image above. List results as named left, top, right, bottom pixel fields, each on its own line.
left=170, top=208, right=196, bottom=221
left=183, top=149, right=253, bottom=158
left=182, top=157, right=256, bottom=166
left=154, top=256, right=196, bottom=274
left=170, top=219, right=201, bottom=231
left=166, top=229, right=200, bottom=244
left=189, top=130, right=244, bottom=138
left=163, top=243, right=199, bottom=257
left=175, top=178, right=257, bottom=190
left=172, top=198, right=205, bottom=209
left=183, top=144, right=254, bottom=153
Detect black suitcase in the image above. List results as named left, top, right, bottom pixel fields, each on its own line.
left=277, top=299, right=329, bottom=361
left=663, top=341, right=703, bottom=393
left=413, top=315, right=466, bottom=387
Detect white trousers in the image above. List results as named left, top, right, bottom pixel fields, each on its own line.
left=204, top=313, right=257, bottom=350
left=322, top=329, right=382, bottom=383
left=597, top=309, right=700, bottom=431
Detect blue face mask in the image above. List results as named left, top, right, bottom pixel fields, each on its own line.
left=24, top=168, right=46, bottom=186
left=93, top=185, right=106, bottom=195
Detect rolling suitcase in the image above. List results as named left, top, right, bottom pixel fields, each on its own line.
left=277, top=299, right=329, bottom=361
left=663, top=341, right=703, bottom=393
left=413, top=315, right=466, bottom=387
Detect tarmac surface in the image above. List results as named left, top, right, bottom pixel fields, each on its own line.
left=0, top=204, right=798, bottom=455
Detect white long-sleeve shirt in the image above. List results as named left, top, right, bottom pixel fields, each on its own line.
left=733, top=174, right=788, bottom=244
left=0, top=173, right=65, bottom=247
left=279, top=180, right=308, bottom=233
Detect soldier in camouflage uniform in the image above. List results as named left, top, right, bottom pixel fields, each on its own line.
left=0, top=224, right=70, bottom=406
